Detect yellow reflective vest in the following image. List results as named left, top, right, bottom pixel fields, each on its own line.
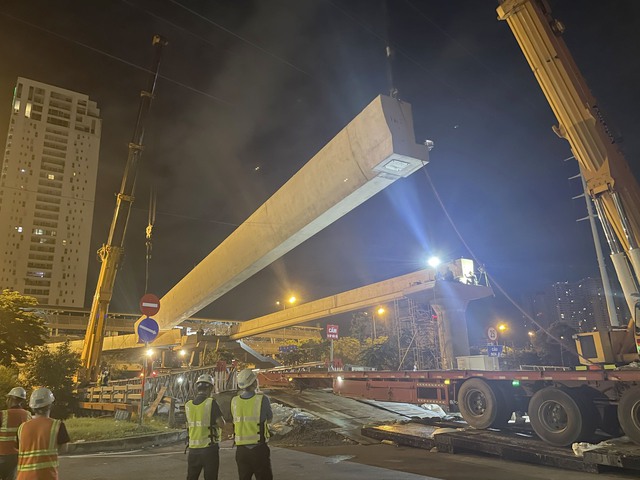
left=17, top=416, right=61, bottom=480
left=185, top=398, right=221, bottom=449
left=231, top=394, right=270, bottom=446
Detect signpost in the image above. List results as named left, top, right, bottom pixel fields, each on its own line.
left=487, top=345, right=504, bottom=357
left=139, top=293, right=160, bottom=317
left=487, top=327, right=498, bottom=343
left=137, top=317, right=160, bottom=344
left=327, top=325, right=339, bottom=368
left=138, top=295, right=160, bottom=425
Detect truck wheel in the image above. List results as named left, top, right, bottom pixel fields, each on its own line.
left=529, top=387, right=597, bottom=446
left=458, top=378, right=509, bottom=429
left=617, top=386, right=640, bottom=444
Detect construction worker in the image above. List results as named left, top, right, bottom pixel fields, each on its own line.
left=16, top=388, right=69, bottom=480
left=231, top=369, right=273, bottom=480
left=0, top=388, right=31, bottom=480
left=185, top=374, right=225, bottom=480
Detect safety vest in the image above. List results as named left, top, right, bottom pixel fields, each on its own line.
left=16, top=416, right=61, bottom=480
left=0, top=409, right=31, bottom=455
left=231, top=394, right=270, bottom=446
left=185, top=398, right=221, bottom=449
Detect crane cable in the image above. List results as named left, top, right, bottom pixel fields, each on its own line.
left=382, top=0, right=398, bottom=99
left=145, top=187, right=157, bottom=294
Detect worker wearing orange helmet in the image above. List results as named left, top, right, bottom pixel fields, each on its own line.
left=231, top=369, right=273, bottom=480
left=16, top=388, right=70, bottom=480
left=0, top=387, right=31, bottom=480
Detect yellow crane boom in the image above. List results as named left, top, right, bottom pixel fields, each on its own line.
left=78, top=35, right=168, bottom=382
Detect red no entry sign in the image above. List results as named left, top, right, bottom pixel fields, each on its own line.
left=139, top=293, right=160, bottom=316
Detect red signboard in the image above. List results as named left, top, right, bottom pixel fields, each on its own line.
left=139, top=293, right=160, bottom=316
left=327, top=324, right=339, bottom=340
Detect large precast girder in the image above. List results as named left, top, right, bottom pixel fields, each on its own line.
left=135, top=95, right=428, bottom=333
left=230, top=269, right=438, bottom=339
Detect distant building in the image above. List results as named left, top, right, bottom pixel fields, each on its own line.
left=0, top=78, right=101, bottom=306
left=525, top=277, right=629, bottom=332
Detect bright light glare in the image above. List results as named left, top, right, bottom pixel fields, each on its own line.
left=146, top=348, right=154, bottom=356
left=336, top=376, right=343, bottom=382
left=288, top=296, right=297, bottom=304
left=179, top=349, right=187, bottom=356
left=377, top=307, right=386, bottom=315
left=428, top=256, right=441, bottom=268
left=498, top=324, right=507, bottom=332
left=527, top=331, right=535, bottom=337
left=177, top=376, right=184, bottom=384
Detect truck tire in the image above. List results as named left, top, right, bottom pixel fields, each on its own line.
left=617, top=386, right=640, bottom=444
left=458, top=378, right=510, bottom=429
left=529, top=386, right=597, bottom=447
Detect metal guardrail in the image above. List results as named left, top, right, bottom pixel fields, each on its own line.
left=79, top=365, right=237, bottom=411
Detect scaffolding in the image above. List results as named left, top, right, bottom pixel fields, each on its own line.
left=394, top=297, right=441, bottom=370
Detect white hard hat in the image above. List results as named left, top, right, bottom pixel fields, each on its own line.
left=7, top=387, right=27, bottom=400
left=29, top=388, right=55, bottom=409
left=195, top=374, right=214, bottom=386
left=237, top=369, right=258, bottom=389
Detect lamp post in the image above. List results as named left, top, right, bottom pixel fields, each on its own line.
left=372, top=307, right=386, bottom=340
left=560, top=335, right=565, bottom=367
left=276, top=295, right=298, bottom=310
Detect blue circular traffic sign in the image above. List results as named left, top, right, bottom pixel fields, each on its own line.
left=137, top=317, right=159, bottom=343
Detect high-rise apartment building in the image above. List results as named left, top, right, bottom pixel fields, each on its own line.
left=0, top=78, right=101, bottom=306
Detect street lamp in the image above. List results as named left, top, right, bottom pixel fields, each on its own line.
left=497, top=323, right=507, bottom=332
left=372, top=307, right=386, bottom=340
left=427, top=256, right=441, bottom=268
left=276, top=295, right=298, bottom=310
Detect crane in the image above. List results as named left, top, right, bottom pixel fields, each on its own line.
left=497, top=0, right=640, bottom=363
left=78, top=35, right=168, bottom=382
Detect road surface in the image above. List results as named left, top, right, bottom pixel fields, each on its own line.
left=61, top=442, right=636, bottom=480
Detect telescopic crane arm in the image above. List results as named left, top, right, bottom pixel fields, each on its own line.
left=497, top=0, right=640, bottom=327
left=79, top=35, right=168, bottom=382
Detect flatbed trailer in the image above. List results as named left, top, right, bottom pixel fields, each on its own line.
left=258, top=368, right=640, bottom=447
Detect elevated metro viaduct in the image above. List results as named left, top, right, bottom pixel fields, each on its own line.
left=59, top=261, right=492, bottom=370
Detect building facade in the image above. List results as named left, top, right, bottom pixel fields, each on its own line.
left=0, top=77, right=101, bottom=306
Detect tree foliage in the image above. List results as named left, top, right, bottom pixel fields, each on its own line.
left=332, top=337, right=362, bottom=365
left=532, top=322, right=579, bottom=367
left=0, top=365, right=19, bottom=410
left=22, top=341, right=80, bottom=418
left=0, top=289, right=47, bottom=365
left=358, top=336, right=399, bottom=370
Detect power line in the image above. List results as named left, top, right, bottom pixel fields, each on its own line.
left=0, top=11, right=235, bottom=107
left=166, top=0, right=316, bottom=80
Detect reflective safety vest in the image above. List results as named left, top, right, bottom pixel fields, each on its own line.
left=17, top=416, right=61, bottom=480
left=231, top=394, right=270, bottom=446
left=0, top=409, right=31, bottom=455
left=185, top=398, right=221, bottom=449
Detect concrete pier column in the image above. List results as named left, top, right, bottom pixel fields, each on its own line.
left=430, top=281, right=494, bottom=370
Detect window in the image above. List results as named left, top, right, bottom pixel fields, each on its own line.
left=33, top=228, right=44, bottom=235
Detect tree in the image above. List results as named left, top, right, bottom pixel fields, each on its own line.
left=350, top=312, right=372, bottom=342
left=0, top=365, right=18, bottom=410
left=332, top=337, right=362, bottom=365
left=22, top=341, right=80, bottom=418
left=358, top=336, right=399, bottom=370
left=532, top=322, right=579, bottom=367
left=0, top=289, right=47, bottom=365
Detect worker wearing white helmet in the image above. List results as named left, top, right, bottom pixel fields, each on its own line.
left=0, top=387, right=31, bottom=480
left=184, top=374, right=225, bottom=480
left=16, top=388, right=70, bottom=480
left=231, top=369, right=273, bottom=480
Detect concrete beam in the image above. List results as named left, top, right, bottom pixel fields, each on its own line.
left=135, top=95, right=428, bottom=333
left=229, top=269, right=437, bottom=339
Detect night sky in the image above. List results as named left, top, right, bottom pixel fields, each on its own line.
left=1, top=1, right=639, bottom=332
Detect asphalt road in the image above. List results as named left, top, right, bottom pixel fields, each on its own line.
left=60, top=442, right=638, bottom=480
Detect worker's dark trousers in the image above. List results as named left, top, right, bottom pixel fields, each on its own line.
left=0, top=454, right=18, bottom=480
left=236, top=443, right=273, bottom=480
left=186, top=444, right=219, bottom=480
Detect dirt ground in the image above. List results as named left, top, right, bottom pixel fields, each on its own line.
left=270, top=418, right=357, bottom=447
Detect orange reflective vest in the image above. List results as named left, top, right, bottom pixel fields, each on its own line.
left=17, top=417, right=61, bottom=480
left=0, top=409, right=31, bottom=455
